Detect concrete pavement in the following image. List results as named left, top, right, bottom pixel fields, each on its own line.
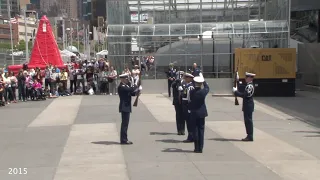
left=0, top=92, right=319, bottom=180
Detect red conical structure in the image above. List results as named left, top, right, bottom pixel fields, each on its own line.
left=28, top=15, right=63, bottom=68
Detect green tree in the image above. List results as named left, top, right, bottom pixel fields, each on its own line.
left=17, top=40, right=33, bottom=52
left=0, top=43, right=12, bottom=50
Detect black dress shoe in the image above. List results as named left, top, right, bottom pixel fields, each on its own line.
left=194, top=150, right=202, bottom=153
left=183, top=139, right=194, bottom=143
left=241, top=137, right=253, bottom=142
left=121, top=141, right=133, bottom=145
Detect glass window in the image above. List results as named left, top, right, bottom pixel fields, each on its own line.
left=249, top=22, right=266, bottom=33
left=154, top=25, right=169, bottom=36
left=186, top=24, right=200, bottom=35
left=170, top=24, right=185, bottom=36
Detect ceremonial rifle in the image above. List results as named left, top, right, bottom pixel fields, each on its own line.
left=133, top=71, right=141, bottom=107
left=234, top=58, right=240, bottom=106
left=177, top=67, right=182, bottom=105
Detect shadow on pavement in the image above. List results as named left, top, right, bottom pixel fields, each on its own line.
left=155, top=139, right=182, bottom=143
left=162, top=148, right=194, bottom=153
left=91, top=141, right=120, bottom=145
left=208, top=138, right=242, bottom=142
left=293, top=130, right=320, bottom=137
left=255, top=92, right=320, bottom=128
left=150, top=132, right=177, bottom=135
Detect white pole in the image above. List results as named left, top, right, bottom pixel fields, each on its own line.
left=24, top=9, right=29, bottom=61
left=7, top=0, right=14, bottom=65
left=83, top=24, right=85, bottom=54
left=87, top=25, right=90, bottom=60
left=70, top=19, right=73, bottom=46
left=62, top=18, right=65, bottom=49
left=77, top=21, right=79, bottom=51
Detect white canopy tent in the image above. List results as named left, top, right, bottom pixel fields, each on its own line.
left=96, top=50, right=108, bottom=59
left=60, top=49, right=77, bottom=63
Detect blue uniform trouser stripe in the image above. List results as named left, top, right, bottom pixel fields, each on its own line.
left=121, top=112, right=130, bottom=142
left=243, top=111, right=253, bottom=138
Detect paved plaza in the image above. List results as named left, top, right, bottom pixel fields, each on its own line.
left=0, top=91, right=320, bottom=180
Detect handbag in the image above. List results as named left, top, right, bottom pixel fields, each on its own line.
left=107, top=77, right=114, bottom=83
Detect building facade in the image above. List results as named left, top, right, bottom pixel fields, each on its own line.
left=0, top=0, right=20, bottom=17
left=106, top=0, right=291, bottom=79
left=17, top=15, right=38, bottom=41
left=0, top=17, right=19, bottom=44
left=81, top=0, right=91, bottom=21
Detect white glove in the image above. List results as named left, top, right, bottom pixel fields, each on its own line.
left=232, top=87, right=237, bottom=92
left=178, top=86, right=183, bottom=91
left=139, top=85, right=142, bottom=90
left=236, top=72, right=239, bottom=80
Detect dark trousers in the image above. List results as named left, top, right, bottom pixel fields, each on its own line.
left=61, top=80, right=67, bottom=91
left=5, top=87, right=13, bottom=102
left=76, top=79, right=85, bottom=93
left=69, top=80, right=76, bottom=93
left=45, top=79, right=50, bottom=89
left=193, top=117, right=205, bottom=151
left=11, top=86, right=17, bottom=101
left=18, top=84, right=26, bottom=101
left=174, top=104, right=185, bottom=133
left=0, top=92, right=3, bottom=103
left=100, top=81, right=108, bottom=93
left=50, top=81, right=57, bottom=94
left=168, top=80, right=173, bottom=97
left=36, top=88, right=43, bottom=96
left=243, top=111, right=253, bottom=138
left=26, top=88, right=30, bottom=99
left=182, top=104, right=193, bottom=140
left=120, top=112, right=130, bottom=143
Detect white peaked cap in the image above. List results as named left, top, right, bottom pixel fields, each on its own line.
left=119, top=73, right=129, bottom=78
left=184, top=73, right=194, bottom=78
left=245, top=72, right=256, bottom=77
left=194, top=76, right=205, bottom=83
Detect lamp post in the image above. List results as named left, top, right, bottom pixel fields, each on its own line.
left=66, top=28, right=70, bottom=47
left=7, top=0, right=14, bottom=65
left=88, top=31, right=92, bottom=60
left=22, top=8, right=29, bottom=61
left=75, top=19, right=79, bottom=52
left=69, top=19, right=73, bottom=47
left=62, top=17, right=66, bottom=49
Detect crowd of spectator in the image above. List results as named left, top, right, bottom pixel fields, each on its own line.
left=0, top=58, right=141, bottom=107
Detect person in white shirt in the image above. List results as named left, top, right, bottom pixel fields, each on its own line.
left=3, top=72, right=14, bottom=104
left=76, top=65, right=86, bottom=93
left=131, top=65, right=140, bottom=85
left=50, top=68, right=58, bottom=94
left=108, top=66, right=118, bottom=95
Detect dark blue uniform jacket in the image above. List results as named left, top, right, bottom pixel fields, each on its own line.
left=118, top=82, right=137, bottom=113
left=171, top=79, right=183, bottom=105
left=235, top=81, right=255, bottom=112
left=166, top=68, right=176, bottom=80
left=192, top=68, right=201, bottom=77
left=188, top=81, right=209, bottom=118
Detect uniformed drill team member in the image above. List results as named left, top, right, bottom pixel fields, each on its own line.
left=232, top=72, right=256, bottom=141
left=166, top=63, right=176, bottom=97
left=118, top=73, right=142, bottom=144
left=191, top=63, right=201, bottom=77
left=189, top=73, right=209, bottom=153
left=171, top=71, right=185, bottom=135
left=179, top=73, right=195, bottom=142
